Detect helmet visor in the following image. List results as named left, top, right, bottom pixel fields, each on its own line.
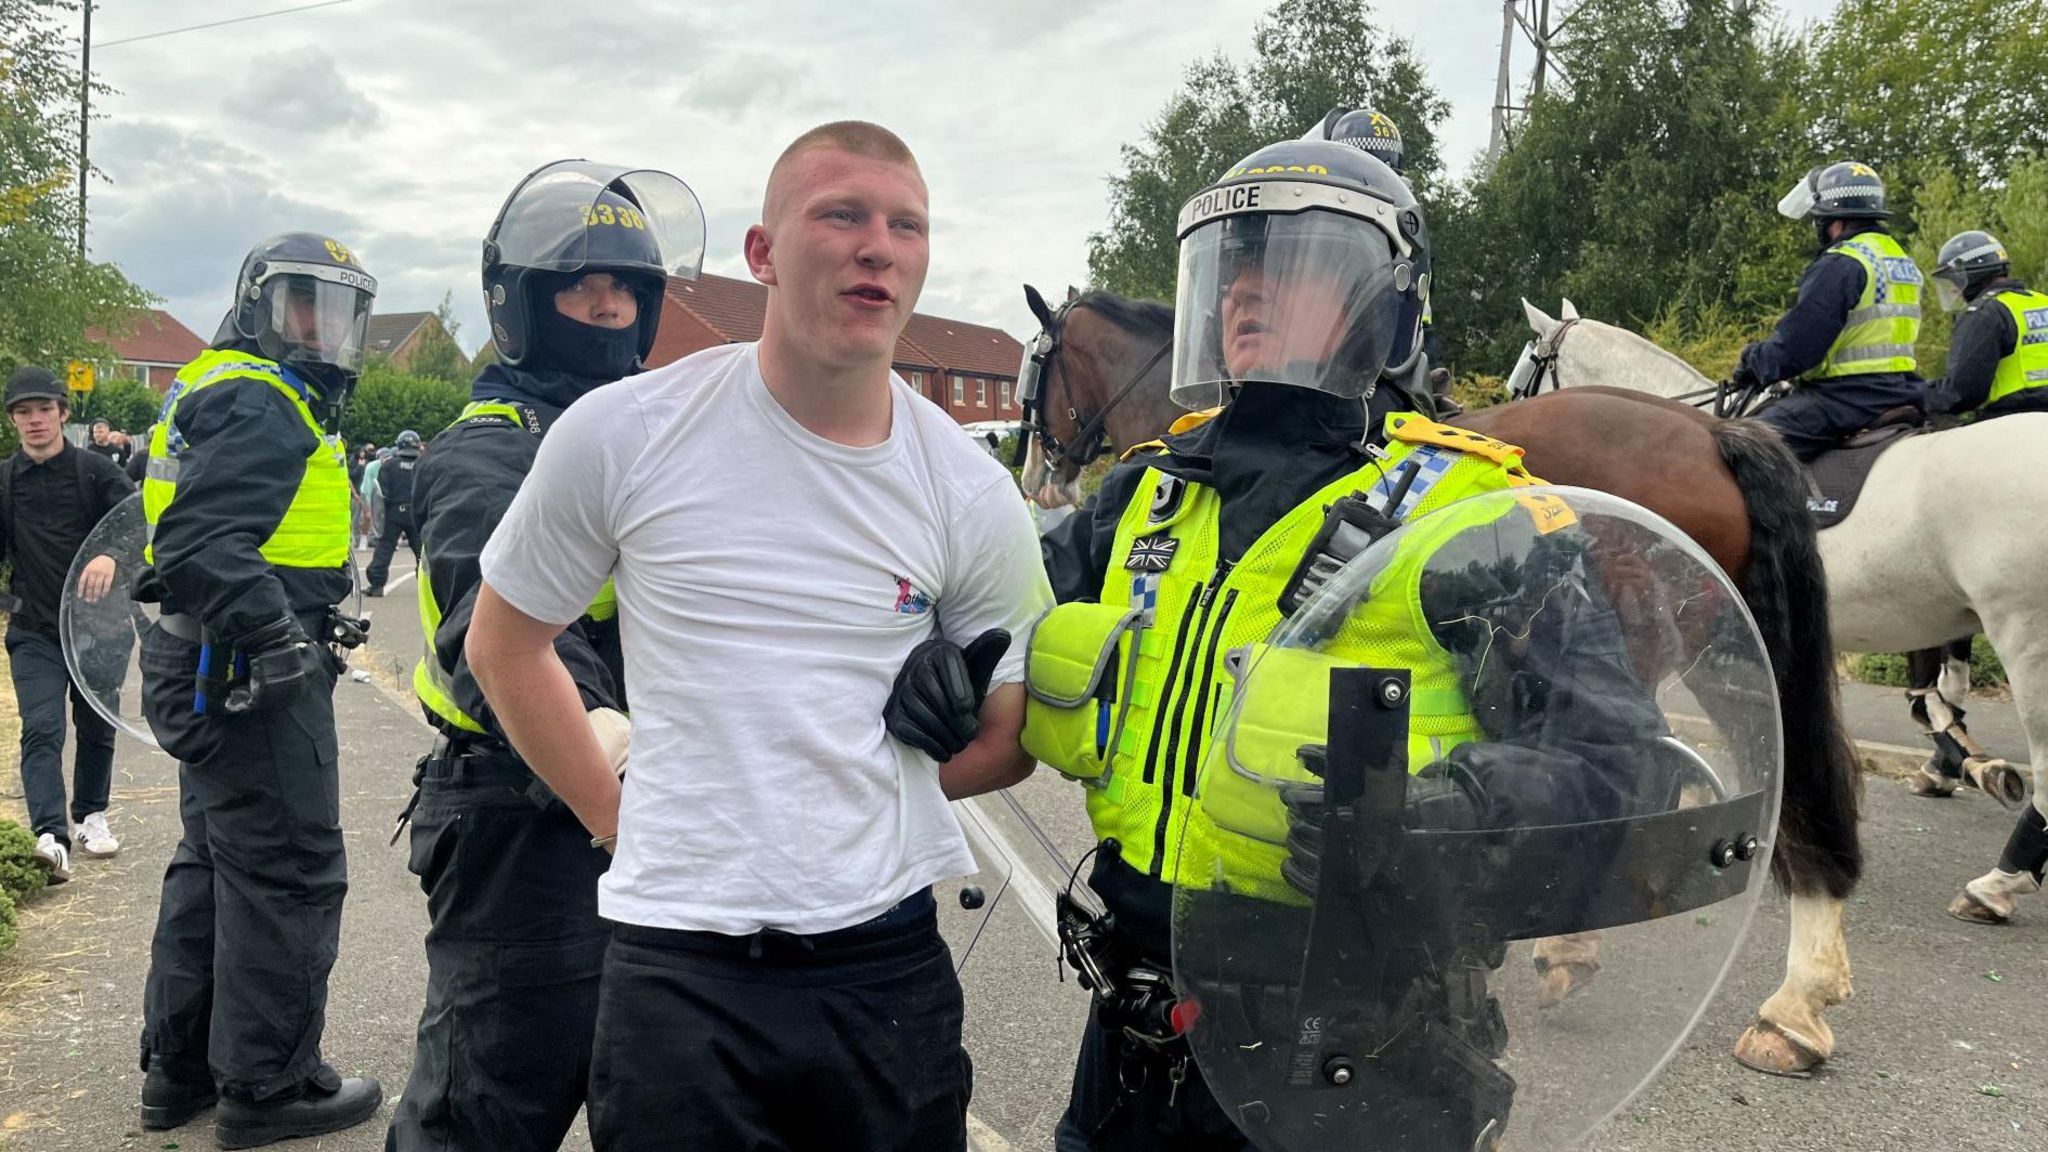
left=1172, top=209, right=1401, bottom=407
left=1935, top=274, right=1967, bottom=313
left=490, top=160, right=707, bottom=280
left=262, top=273, right=373, bottom=373
left=1776, top=170, right=1819, bottom=220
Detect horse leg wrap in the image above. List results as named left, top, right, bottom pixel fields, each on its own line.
left=1997, top=806, right=2048, bottom=884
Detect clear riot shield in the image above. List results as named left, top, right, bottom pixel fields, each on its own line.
left=1174, top=485, right=1783, bottom=1152
left=60, top=492, right=158, bottom=748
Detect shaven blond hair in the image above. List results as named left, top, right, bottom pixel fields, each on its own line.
left=762, top=120, right=923, bottom=221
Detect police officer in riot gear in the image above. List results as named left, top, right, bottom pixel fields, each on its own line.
left=385, top=160, right=705, bottom=1152
left=1735, top=161, right=1929, bottom=460
left=135, top=232, right=382, bottom=1146
left=1924, top=229, right=2048, bottom=422
left=1029, top=139, right=1681, bottom=1151
left=362, top=428, right=422, bottom=595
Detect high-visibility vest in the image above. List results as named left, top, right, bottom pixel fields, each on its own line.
left=1814, top=232, right=1923, bottom=379
left=1979, top=287, right=2048, bottom=411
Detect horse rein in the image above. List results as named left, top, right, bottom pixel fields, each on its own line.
left=1016, top=298, right=1172, bottom=471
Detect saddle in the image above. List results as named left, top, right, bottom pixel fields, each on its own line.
left=1802, top=404, right=1927, bottom=530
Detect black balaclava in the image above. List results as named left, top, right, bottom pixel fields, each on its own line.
left=525, top=270, right=650, bottom=383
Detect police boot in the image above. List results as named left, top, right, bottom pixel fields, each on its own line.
left=213, top=1065, right=382, bottom=1149
left=139, top=1057, right=218, bottom=1130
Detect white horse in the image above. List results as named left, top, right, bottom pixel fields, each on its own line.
left=1512, top=299, right=2048, bottom=1070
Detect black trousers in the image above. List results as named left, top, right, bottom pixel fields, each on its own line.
left=1755, top=375, right=1923, bottom=461
left=6, top=627, right=115, bottom=848
left=366, top=514, right=417, bottom=590
left=1054, top=999, right=1247, bottom=1152
left=386, top=751, right=610, bottom=1152
left=588, top=891, right=971, bottom=1152
left=137, top=620, right=346, bottom=1101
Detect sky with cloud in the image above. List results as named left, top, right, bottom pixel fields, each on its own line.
left=78, top=0, right=1835, bottom=353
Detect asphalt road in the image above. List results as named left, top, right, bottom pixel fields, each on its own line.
left=1, top=550, right=2041, bottom=1151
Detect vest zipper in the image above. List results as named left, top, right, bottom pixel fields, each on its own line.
left=1150, top=562, right=1234, bottom=876
left=1181, top=588, right=1241, bottom=797
left=1141, top=585, right=1207, bottom=787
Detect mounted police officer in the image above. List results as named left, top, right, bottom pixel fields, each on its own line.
left=385, top=160, right=704, bottom=1152
left=1028, top=138, right=1710, bottom=1151
left=1735, top=161, right=1928, bottom=460
left=362, top=428, right=422, bottom=596
left=1923, top=229, right=2048, bottom=422
left=134, top=232, right=382, bottom=1146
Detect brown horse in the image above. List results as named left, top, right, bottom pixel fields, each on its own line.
left=1016, top=284, right=1864, bottom=1078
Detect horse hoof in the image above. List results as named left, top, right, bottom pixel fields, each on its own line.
left=1962, top=757, right=2028, bottom=810
left=1732, top=1019, right=1823, bottom=1078
left=1536, top=961, right=1599, bottom=1009
left=1907, top=768, right=1957, bottom=798
left=1948, top=889, right=2011, bottom=925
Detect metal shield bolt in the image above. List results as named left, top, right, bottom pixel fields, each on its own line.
left=959, top=887, right=986, bottom=910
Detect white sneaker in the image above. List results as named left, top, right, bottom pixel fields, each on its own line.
left=77, top=812, right=120, bottom=859
left=33, top=833, right=71, bottom=884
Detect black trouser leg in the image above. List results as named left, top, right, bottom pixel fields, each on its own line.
left=587, top=895, right=971, bottom=1152
left=67, top=659, right=116, bottom=822
left=8, top=629, right=77, bottom=846
left=386, top=765, right=609, bottom=1152
left=367, top=516, right=411, bottom=590
left=137, top=624, right=346, bottom=1100
left=1054, top=1007, right=1247, bottom=1152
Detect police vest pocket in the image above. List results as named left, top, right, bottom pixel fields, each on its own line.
left=1021, top=602, right=1142, bottom=785
left=1207, top=643, right=1351, bottom=845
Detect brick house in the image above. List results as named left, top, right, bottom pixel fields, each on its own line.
left=86, top=309, right=207, bottom=392
left=365, top=311, right=451, bottom=369
left=647, top=272, right=1024, bottom=424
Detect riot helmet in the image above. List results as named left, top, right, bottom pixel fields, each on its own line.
left=1306, top=106, right=1406, bottom=175
left=1932, top=229, right=2011, bottom=311
left=394, top=429, right=422, bottom=452
left=1778, top=161, right=1888, bottom=223
left=482, top=159, right=707, bottom=375
left=1170, top=138, right=1428, bottom=409
left=214, top=232, right=378, bottom=393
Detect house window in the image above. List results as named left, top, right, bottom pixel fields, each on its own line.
left=131, top=363, right=150, bottom=383
left=952, top=376, right=964, bottom=405
left=975, top=378, right=987, bottom=406
left=907, top=370, right=924, bottom=395
left=1000, top=380, right=1011, bottom=408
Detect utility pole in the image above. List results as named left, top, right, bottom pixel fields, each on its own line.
left=77, top=1, right=91, bottom=257
left=1485, top=0, right=1579, bottom=173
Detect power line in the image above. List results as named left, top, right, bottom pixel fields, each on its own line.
left=95, top=0, right=356, bottom=49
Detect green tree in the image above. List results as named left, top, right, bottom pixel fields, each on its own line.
left=1433, top=0, right=1808, bottom=374
left=340, top=364, right=466, bottom=447
left=406, top=291, right=468, bottom=383
left=0, top=0, right=152, bottom=376
left=73, top=374, right=161, bottom=434
left=1086, top=0, right=1450, bottom=304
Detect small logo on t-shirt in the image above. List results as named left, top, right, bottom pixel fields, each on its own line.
left=892, top=575, right=935, bottom=615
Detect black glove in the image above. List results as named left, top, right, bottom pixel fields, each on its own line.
left=884, top=629, right=1011, bottom=762
left=1729, top=347, right=1761, bottom=387
left=1281, top=759, right=1488, bottom=898
left=223, top=616, right=319, bottom=716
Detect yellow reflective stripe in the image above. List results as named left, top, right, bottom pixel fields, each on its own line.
left=413, top=560, right=487, bottom=733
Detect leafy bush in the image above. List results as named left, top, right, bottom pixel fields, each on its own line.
left=72, top=376, right=165, bottom=435
left=1848, top=635, right=2007, bottom=690
left=340, top=364, right=468, bottom=448
left=0, top=819, right=48, bottom=905
left=0, top=885, right=16, bottom=960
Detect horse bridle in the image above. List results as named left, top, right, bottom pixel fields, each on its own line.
left=1509, top=317, right=1752, bottom=414
left=1013, top=297, right=1172, bottom=471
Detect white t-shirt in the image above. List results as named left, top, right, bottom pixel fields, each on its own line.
left=481, top=342, right=1052, bottom=935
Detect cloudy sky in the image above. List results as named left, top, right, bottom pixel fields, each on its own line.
left=79, top=0, right=1835, bottom=353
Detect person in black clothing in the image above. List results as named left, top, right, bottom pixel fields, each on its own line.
left=385, top=160, right=701, bottom=1152
left=362, top=430, right=421, bottom=596
left=134, top=233, right=383, bottom=1147
left=3, top=366, right=136, bottom=882
left=1733, top=162, right=1928, bottom=461
left=88, top=418, right=134, bottom=470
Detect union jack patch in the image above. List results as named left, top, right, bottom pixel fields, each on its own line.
left=1126, top=535, right=1179, bottom=572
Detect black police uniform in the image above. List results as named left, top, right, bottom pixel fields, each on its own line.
left=2, top=437, right=135, bottom=852
left=138, top=339, right=355, bottom=1103
left=1924, top=277, right=2048, bottom=421
left=1739, top=224, right=1926, bottom=461
left=385, top=362, right=626, bottom=1152
left=365, top=446, right=421, bottom=591
left=1037, top=384, right=1668, bottom=1152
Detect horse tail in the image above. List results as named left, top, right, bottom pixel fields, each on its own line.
left=1713, top=418, right=1863, bottom=899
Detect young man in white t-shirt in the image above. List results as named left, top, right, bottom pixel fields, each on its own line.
left=467, top=121, right=1051, bottom=1151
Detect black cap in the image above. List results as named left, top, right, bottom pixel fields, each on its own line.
left=5, top=365, right=68, bottom=411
